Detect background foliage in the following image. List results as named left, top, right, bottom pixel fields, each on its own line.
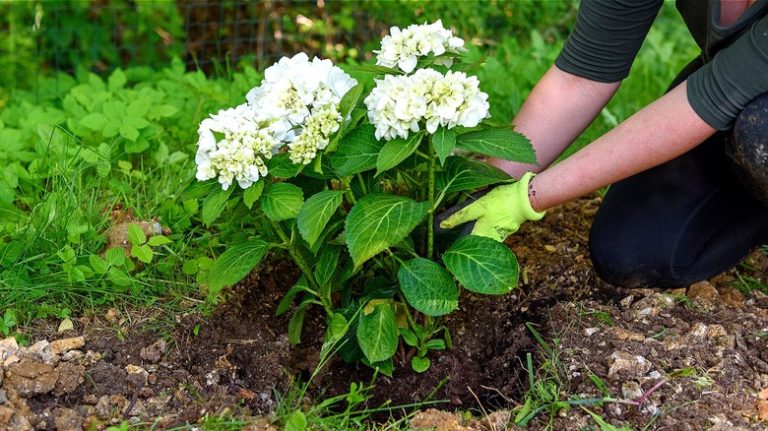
left=0, top=0, right=700, bottom=327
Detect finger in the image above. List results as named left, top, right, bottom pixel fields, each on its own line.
left=439, top=202, right=486, bottom=229
left=435, top=189, right=490, bottom=229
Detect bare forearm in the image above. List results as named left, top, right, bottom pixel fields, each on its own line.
left=489, top=65, right=619, bottom=177
left=529, top=81, right=717, bottom=212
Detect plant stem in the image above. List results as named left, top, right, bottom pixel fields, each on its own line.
left=427, top=140, right=436, bottom=259
left=270, top=220, right=328, bottom=312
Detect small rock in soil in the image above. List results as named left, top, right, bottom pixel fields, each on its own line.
left=719, top=286, right=746, bottom=307
left=688, top=280, right=719, bottom=307
left=53, top=362, right=85, bottom=396
left=62, top=350, right=83, bottom=361
left=54, top=408, right=83, bottom=431
left=621, top=381, right=643, bottom=399
left=411, top=409, right=477, bottom=431
left=94, top=396, right=111, bottom=419
left=5, top=360, right=59, bottom=396
left=57, top=318, right=74, bottom=333
left=608, top=351, right=652, bottom=379
left=607, top=327, right=646, bottom=342
left=630, top=293, right=675, bottom=320
left=0, top=404, right=33, bottom=431
left=139, top=339, right=167, bottom=364
left=0, top=337, right=19, bottom=363
left=49, top=336, right=85, bottom=355
left=125, top=364, right=149, bottom=388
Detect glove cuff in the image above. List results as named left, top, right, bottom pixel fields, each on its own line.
left=517, top=172, right=546, bottom=221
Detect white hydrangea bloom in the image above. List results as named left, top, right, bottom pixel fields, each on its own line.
left=375, top=20, right=465, bottom=73
left=195, top=104, right=276, bottom=190
left=196, top=54, right=357, bottom=189
left=364, top=69, right=489, bottom=141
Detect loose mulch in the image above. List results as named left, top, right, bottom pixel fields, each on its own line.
left=1, top=196, right=767, bottom=430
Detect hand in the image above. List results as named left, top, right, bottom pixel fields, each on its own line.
left=438, top=172, right=545, bottom=242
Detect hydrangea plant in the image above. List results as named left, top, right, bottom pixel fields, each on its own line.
left=195, top=21, right=536, bottom=374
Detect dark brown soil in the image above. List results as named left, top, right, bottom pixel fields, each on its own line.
left=2, top=196, right=767, bottom=430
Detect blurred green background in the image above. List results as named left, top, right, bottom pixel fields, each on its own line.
left=0, top=0, right=700, bottom=326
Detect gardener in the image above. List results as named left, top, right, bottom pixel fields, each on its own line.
left=440, top=0, right=768, bottom=288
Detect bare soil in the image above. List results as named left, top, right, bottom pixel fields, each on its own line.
left=1, top=196, right=767, bottom=430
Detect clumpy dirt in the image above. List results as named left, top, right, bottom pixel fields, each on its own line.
left=2, top=196, right=768, bottom=430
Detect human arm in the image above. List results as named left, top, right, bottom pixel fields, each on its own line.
left=528, top=80, right=716, bottom=211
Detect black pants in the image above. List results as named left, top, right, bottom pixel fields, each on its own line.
left=589, top=93, right=768, bottom=288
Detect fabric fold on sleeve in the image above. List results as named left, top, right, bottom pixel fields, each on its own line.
left=687, top=15, right=768, bottom=130
left=555, top=0, right=664, bottom=83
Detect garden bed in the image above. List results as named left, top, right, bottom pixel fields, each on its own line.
left=1, top=196, right=767, bottom=430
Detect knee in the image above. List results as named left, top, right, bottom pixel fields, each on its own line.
left=728, top=92, right=768, bottom=205
left=588, top=227, right=659, bottom=288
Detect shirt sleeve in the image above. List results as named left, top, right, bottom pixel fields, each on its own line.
left=687, top=15, right=768, bottom=130
left=555, top=0, right=664, bottom=83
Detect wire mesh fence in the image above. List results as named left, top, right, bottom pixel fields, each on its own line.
left=1, top=0, right=577, bottom=89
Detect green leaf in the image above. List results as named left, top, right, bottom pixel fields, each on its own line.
left=432, top=127, right=456, bottom=166
left=313, top=246, right=340, bottom=288
left=149, top=104, right=178, bottom=118
left=356, top=301, right=398, bottom=363
left=127, top=223, right=147, bottom=245
left=327, top=312, right=349, bottom=343
left=88, top=255, right=108, bottom=275
left=345, top=194, right=428, bottom=268
left=242, top=181, right=264, bottom=209
left=375, top=131, right=423, bottom=176
left=105, top=247, right=126, bottom=266
left=398, top=258, right=459, bottom=316
left=131, top=244, right=153, bottom=264
left=276, top=275, right=313, bottom=316
left=123, top=116, right=150, bottom=129
left=260, top=183, right=304, bottom=221
left=339, top=84, right=363, bottom=119
left=297, top=190, right=343, bottom=247
left=455, top=128, right=536, bottom=164
left=399, top=328, right=418, bottom=347
left=208, top=240, right=269, bottom=294
left=436, top=156, right=511, bottom=194
left=201, top=186, right=233, bottom=227
left=288, top=301, right=311, bottom=345
left=124, top=137, right=150, bottom=154
left=108, top=68, right=127, bottom=91
left=285, top=411, right=307, bottom=431
left=127, top=98, right=151, bottom=117
left=97, top=143, right=111, bottom=178
left=354, top=64, right=403, bottom=75
left=147, top=235, right=172, bottom=247
left=80, top=113, right=109, bottom=131
left=108, top=267, right=131, bottom=287
left=443, top=235, right=519, bottom=294
left=266, top=153, right=303, bottom=178
left=411, top=356, right=431, bottom=373
left=329, top=125, right=382, bottom=176
left=119, top=122, right=140, bottom=142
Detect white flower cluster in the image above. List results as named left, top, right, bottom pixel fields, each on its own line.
left=195, top=53, right=357, bottom=190
left=364, top=69, right=489, bottom=140
left=375, top=20, right=465, bottom=73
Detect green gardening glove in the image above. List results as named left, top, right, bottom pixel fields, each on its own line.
left=438, top=172, right=545, bottom=242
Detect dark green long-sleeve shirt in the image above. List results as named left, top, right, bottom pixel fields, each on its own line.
left=555, top=0, right=768, bottom=130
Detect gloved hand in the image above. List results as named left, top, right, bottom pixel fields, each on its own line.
left=438, top=172, right=545, bottom=242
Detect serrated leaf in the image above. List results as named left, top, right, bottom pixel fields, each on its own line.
left=208, top=240, right=269, bottom=294
left=147, top=235, right=172, bottom=246
left=329, top=125, right=382, bottom=176
left=97, top=143, right=111, bottom=178
left=314, top=246, right=340, bottom=288
left=398, top=258, right=459, bottom=316
left=242, top=181, right=264, bottom=209
left=260, top=182, right=304, bottom=221
left=356, top=301, right=398, bottom=363
left=455, top=128, right=536, bottom=164
left=80, top=113, right=109, bottom=131
left=345, top=194, right=428, bottom=268
left=432, top=127, right=456, bottom=166
left=297, top=190, right=343, bottom=247
left=201, top=186, right=232, bottom=227
left=443, top=235, right=519, bottom=294
left=105, top=247, right=126, bottom=266
left=375, top=132, right=423, bottom=176
left=327, top=312, right=349, bottom=343
left=131, top=244, right=153, bottom=264
left=127, top=223, right=147, bottom=245
left=436, top=156, right=511, bottom=194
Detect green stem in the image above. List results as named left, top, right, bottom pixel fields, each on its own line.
left=271, top=220, right=328, bottom=312
left=341, top=177, right=357, bottom=205
left=427, top=141, right=436, bottom=259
